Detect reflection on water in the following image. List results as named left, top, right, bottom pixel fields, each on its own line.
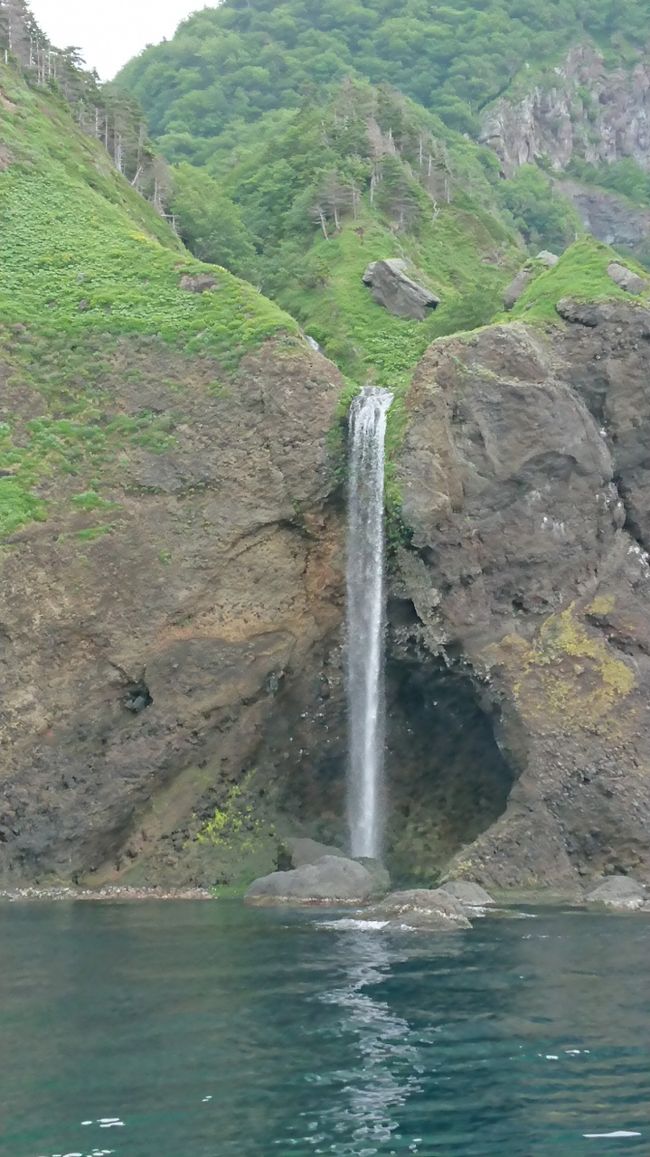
left=316, top=928, right=421, bottom=1153
left=0, top=902, right=649, bottom=1157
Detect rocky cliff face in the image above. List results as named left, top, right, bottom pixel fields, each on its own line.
left=555, top=180, right=650, bottom=264
left=481, top=44, right=650, bottom=177
left=6, top=298, right=650, bottom=892
left=0, top=336, right=344, bottom=886
left=394, top=302, right=650, bottom=888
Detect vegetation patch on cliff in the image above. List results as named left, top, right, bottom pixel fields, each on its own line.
left=0, top=62, right=298, bottom=538
left=509, top=238, right=650, bottom=322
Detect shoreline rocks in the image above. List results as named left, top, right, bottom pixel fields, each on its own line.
left=277, top=837, right=347, bottom=870
left=245, top=855, right=384, bottom=906
left=585, top=875, right=646, bottom=910
left=361, top=888, right=472, bottom=930
left=439, top=879, right=496, bottom=907
left=0, top=885, right=213, bottom=903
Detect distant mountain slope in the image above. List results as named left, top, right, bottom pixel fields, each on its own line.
left=116, top=0, right=647, bottom=161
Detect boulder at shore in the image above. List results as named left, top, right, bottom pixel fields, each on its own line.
left=585, top=876, right=646, bottom=910
left=439, top=880, right=495, bottom=907
left=245, top=855, right=380, bottom=905
left=277, top=837, right=347, bottom=870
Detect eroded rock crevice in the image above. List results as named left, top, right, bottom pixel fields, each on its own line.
left=384, top=637, right=517, bottom=883
left=236, top=601, right=520, bottom=887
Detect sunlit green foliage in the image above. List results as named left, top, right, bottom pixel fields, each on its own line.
left=169, top=163, right=259, bottom=281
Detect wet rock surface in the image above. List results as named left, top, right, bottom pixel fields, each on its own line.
left=585, top=876, right=646, bottom=910
left=278, top=837, right=347, bottom=869
left=362, top=888, right=472, bottom=930
left=439, top=880, right=496, bottom=907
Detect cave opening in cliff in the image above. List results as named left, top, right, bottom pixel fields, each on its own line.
left=384, top=624, right=516, bottom=883
left=254, top=618, right=516, bottom=884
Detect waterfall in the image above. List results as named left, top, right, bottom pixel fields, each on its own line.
left=346, top=386, right=393, bottom=860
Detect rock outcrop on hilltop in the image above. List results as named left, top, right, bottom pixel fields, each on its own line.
left=394, top=301, right=650, bottom=887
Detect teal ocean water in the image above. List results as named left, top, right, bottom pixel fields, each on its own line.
left=1, top=901, right=649, bottom=1156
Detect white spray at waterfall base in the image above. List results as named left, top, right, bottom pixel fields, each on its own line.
left=346, top=386, right=393, bottom=860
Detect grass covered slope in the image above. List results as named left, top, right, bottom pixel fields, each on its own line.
left=509, top=238, right=650, bottom=323
left=0, top=63, right=298, bottom=537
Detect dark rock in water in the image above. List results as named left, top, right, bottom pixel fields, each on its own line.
left=244, top=855, right=376, bottom=905
left=439, top=880, right=495, bottom=907
left=180, top=273, right=218, bottom=293
left=278, top=837, right=346, bottom=870
left=362, top=888, right=471, bottom=930
left=362, top=259, right=440, bottom=320
left=585, top=876, right=646, bottom=910
left=503, top=268, right=533, bottom=309
left=276, top=842, right=390, bottom=893
left=606, top=262, right=648, bottom=296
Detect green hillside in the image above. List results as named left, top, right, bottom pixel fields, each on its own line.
left=116, top=0, right=646, bottom=161
left=0, top=61, right=297, bottom=538
left=213, top=80, right=524, bottom=386
left=509, top=238, right=650, bottom=322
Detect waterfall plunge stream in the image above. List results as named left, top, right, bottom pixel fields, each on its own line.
left=346, top=386, right=394, bottom=859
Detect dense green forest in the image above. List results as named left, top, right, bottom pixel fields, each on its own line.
left=117, top=0, right=647, bottom=162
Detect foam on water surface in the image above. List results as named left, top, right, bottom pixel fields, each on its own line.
left=583, top=1132, right=642, bottom=1139
left=317, top=919, right=390, bottom=931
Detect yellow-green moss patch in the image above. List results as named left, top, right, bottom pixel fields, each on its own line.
left=488, top=604, right=635, bottom=733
